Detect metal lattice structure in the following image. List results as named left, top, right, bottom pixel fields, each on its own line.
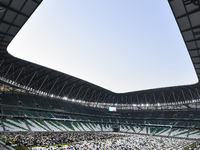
left=0, top=0, right=200, bottom=105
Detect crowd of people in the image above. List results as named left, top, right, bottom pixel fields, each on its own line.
left=1, top=132, right=123, bottom=148
left=54, top=135, right=196, bottom=150
left=0, top=132, right=198, bottom=150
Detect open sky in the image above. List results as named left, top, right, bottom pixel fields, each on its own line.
left=8, top=0, right=198, bottom=93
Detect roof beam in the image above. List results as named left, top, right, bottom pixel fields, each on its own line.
left=176, top=8, right=200, bottom=20
left=0, top=32, right=13, bottom=37
left=0, top=3, right=29, bottom=18
left=0, top=20, right=20, bottom=28
left=182, top=25, right=200, bottom=32
left=185, top=38, right=200, bottom=43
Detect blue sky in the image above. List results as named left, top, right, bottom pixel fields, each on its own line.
left=8, top=0, right=198, bottom=93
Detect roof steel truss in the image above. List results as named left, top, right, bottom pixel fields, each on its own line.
left=0, top=0, right=200, bottom=105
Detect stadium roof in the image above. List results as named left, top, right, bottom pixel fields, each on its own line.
left=0, top=0, right=200, bottom=104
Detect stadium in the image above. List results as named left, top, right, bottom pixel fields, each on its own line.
left=0, top=0, right=200, bottom=149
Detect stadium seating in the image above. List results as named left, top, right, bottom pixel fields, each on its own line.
left=2, top=119, right=29, bottom=132
left=26, top=119, right=49, bottom=132
left=0, top=93, right=200, bottom=139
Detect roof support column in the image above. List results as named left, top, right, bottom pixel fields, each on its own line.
left=0, top=60, right=4, bottom=67
left=172, top=91, right=177, bottom=103
left=95, top=92, right=101, bottom=108
left=48, top=78, right=59, bottom=95
left=162, top=92, right=167, bottom=104
left=136, top=95, right=140, bottom=110
left=195, top=89, right=200, bottom=111
left=145, top=94, right=148, bottom=110
left=189, top=89, right=194, bottom=100
left=27, top=71, right=37, bottom=87
left=58, top=81, right=68, bottom=96
left=89, top=90, right=95, bottom=103
left=38, top=75, right=49, bottom=91
left=195, top=88, right=200, bottom=100
left=14, top=67, right=24, bottom=83
left=130, top=95, right=133, bottom=111
left=153, top=93, right=157, bottom=104
left=182, top=90, right=187, bottom=102
left=3, top=63, right=12, bottom=78
left=66, top=83, right=75, bottom=98
left=153, top=93, right=157, bottom=110
left=82, top=88, right=89, bottom=101
left=74, top=86, right=83, bottom=100
left=136, top=95, right=139, bottom=104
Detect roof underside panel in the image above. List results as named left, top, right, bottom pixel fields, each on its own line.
left=0, top=0, right=200, bottom=104
left=170, top=0, right=200, bottom=78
